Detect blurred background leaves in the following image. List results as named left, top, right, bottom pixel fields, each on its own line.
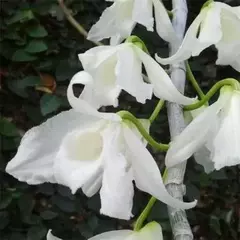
left=0, top=0, right=239, bottom=239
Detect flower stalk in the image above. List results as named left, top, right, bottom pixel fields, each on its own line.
left=118, top=110, right=169, bottom=151
left=184, top=78, right=240, bottom=111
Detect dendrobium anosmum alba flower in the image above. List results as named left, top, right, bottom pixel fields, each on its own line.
left=87, top=0, right=177, bottom=45
left=156, top=1, right=240, bottom=72
left=6, top=77, right=196, bottom=220
left=166, top=86, right=240, bottom=172
left=47, top=221, right=163, bottom=240
left=72, top=43, right=195, bottom=109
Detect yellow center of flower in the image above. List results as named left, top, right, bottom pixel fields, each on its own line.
left=70, top=132, right=103, bottom=161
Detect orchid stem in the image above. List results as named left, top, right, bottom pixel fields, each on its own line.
left=149, top=100, right=165, bottom=123
left=184, top=78, right=240, bottom=111
left=118, top=111, right=169, bottom=151
left=57, top=0, right=103, bottom=46
left=186, top=61, right=205, bottom=100
left=134, top=169, right=168, bottom=231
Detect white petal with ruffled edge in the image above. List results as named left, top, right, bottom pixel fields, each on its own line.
left=132, top=0, right=154, bottom=31
left=134, top=46, right=195, bottom=105
left=123, top=125, right=197, bottom=210
left=100, top=125, right=134, bottom=220
left=6, top=110, right=97, bottom=185
left=88, top=230, right=132, bottom=240
left=152, top=0, right=178, bottom=43
left=87, top=0, right=135, bottom=45
left=115, top=45, right=153, bottom=103
left=47, top=230, right=62, bottom=240
left=165, top=88, right=232, bottom=168
left=53, top=120, right=106, bottom=194
left=211, top=91, right=240, bottom=170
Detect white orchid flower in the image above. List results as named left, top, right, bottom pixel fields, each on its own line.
left=88, top=221, right=163, bottom=240
left=156, top=1, right=240, bottom=72
left=87, top=0, right=177, bottom=45
left=73, top=43, right=195, bottom=109
left=166, top=86, right=240, bottom=172
left=6, top=77, right=196, bottom=220
left=47, top=230, right=61, bottom=240
left=47, top=222, right=163, bottom=240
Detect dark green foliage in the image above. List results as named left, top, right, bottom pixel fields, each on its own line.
left=0, top=0, right=239, bottom=240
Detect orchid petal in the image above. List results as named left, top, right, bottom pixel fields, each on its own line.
left=137, top=221, right=163, bottom=240
left=194, top=146, right=215, bottom=173
left=47, top=230, right=62, bottom=240
left=88, top=230, right=132, bottom=240
left=212, top=91, right=240, bottom=170
left=116, top=45, right=153, bottom=103
left=123, top=125, right=197, bottom=210
left=100, top=125, right=134, bottom=220
left=53, top=121, right=105, bottom=194
left=6, top=110, right=94, bottom=185
left=134, top=46, right=195, bottom=105
left=132, top=0, right=154, bottom=31
left=165, top=89, right=231, bottom=168
left=87, top=0, right=135, bottom=44
left=67, top=72, right=121, bottom=121
left=192, top=5, right=222, bottom=56
left=155, top=9, right=207, bottom=65
left=152, top=0, right=178, bottom=43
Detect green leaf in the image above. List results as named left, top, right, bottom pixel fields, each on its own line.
left=2, top=136, right=20, bottom=151
left=12, top=49, right=37, bottom=62
left=7, top=76, right=41, bottom=98
left=55, top=59, right=81, bottom=82
left=210, top=215, right=222, bottom=235
left=0, top=118, right=19, bottom=137
left=18, top=194, right=35, bottom=217
left=27, top=225, right=47, bottom=240
left=0, top=212, right=10, bottom=230
left=6, top=10, right=35, bottom=25
left=0, top=193, right=12, bottom=210
left=26, top=24, right=48, bottom=38
left=51, top=195, right=76, bottom=213
left=40, top=94, right=62, bottom=116
left=25, top=40, right=48, bottom=53
left=40, top=210, right=58, bottom=220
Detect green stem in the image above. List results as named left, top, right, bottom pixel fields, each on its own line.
left=118, top=111, right=169, bottom=151
left=134, top=169, right=168, bottom=231
left=149, top=100, right=165, bottom=123
left=58, top=0, right=103, bottom=46
left=184, top=78, right=240, bottom=111
left=186, top=61, right=205, bottom=100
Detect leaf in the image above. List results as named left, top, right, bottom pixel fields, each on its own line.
left=25, top=40, right=48, bottom=53
left=7, top=76, right=41, bottom=98
left=40, top=94, right=62, bottom=116
left=26, top=24, right=48, bottom=38
left=6, top=10, right=35, bottom=25
left=0, top=212, right=10, bottom=230
left=0, top=193, right=12, bottom=209
left=27, top=225, right=47, bottom=240
left=51, top=195, right=76, bottom=213
left=40, top=210, right=58, bottom=220
left=2, top=136, right=21, bottom=151
left=12, top=49, right=37, bottom=62
left=55, top=60, right=81, bottom=82
left=210, top=215, right=222, bottom=235
left=18, top=194, right=35, bottom=217
left=0, top=118, right=19, bottom=137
